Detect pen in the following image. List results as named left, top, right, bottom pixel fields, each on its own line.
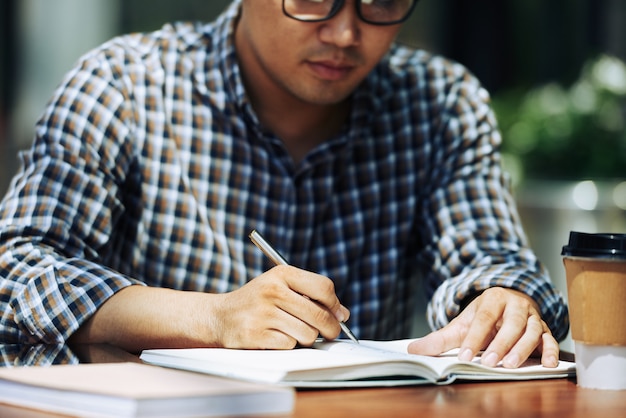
left=249, top=229, right=359, bottom=344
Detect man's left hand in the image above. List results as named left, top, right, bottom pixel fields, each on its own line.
left=407, top=287, right=560, bottom=368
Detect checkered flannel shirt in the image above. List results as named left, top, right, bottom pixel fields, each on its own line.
left=0, top=1, right=568, bottom=344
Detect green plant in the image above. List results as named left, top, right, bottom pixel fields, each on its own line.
left=492, top=54, right=626, bottom=184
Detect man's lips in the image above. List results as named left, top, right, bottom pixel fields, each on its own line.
left=307, top=60, right=355, bottom=81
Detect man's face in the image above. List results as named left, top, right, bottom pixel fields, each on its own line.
left=236, top=0, right=404, bottom=106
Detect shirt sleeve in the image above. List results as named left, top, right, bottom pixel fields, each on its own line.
left=417, top=66, right=570, bottom=342
left=0, top=46, right=143, bottom=344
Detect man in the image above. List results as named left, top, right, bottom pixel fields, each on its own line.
left=0, top=0, right=568, bottom=369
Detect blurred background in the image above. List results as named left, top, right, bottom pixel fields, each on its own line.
left=0, top=0, right=625, bottom=349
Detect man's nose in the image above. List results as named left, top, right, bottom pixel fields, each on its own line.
left=318, top=2, right=361, bottom=48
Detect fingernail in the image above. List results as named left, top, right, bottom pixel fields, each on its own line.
left=459, top=348, right=474, bottom=362
left=335, top=309, right=345, bottom=323
left=544, top=355, right=558, bottom=368
left=503, top=353, right=520, bottom=368
left=482, top=351, right=499, bottom=367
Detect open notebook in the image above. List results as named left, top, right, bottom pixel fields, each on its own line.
left=140, top=339, right=576, bottom=388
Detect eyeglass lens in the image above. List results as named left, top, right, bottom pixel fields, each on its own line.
left=284, top=0, right=416, bottom=25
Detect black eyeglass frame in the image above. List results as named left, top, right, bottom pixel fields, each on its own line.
left=282, top=0, right=419, bottom=26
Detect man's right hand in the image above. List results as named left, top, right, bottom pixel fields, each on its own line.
left=214, top=265, right=349, bottom=349
left=69, top=265, right=349, bottom=352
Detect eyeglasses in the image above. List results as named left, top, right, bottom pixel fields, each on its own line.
left=283, top=0, right=418, bottom=26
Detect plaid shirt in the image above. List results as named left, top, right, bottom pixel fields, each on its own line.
left=0, top=1, right=568, bottom=344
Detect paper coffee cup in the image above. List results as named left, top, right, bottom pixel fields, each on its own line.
left=562, top=231, right=626, bottom=390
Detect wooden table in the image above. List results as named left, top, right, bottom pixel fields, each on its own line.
left=1, top=378, right=623, bottom=418
left=1, top=344, right=625, bottom=417
left=294, top=378, right=624, bottom=418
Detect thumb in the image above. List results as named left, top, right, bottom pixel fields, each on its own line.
left=408, top=326, right=463, bottom=356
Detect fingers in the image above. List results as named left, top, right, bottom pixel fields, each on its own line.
left=219, top=285, right=329, bottom=349
left=457, top=293, right=506, bottom=363
left=409, top=288, right=560, bottom=369
left=275, top=286, right=343, bottom=342
left=280, top=266, right=347, bottom=322
left=475, top=289, right=560, bottom=368
left=408, top=319, right=466, bottom=356
left=538, top=332, right=560, bottom=368
left=219, top=265, right=348, bottom=349
left=255, top=308, right=321, bottom=349
left=484, top=312, right=543, bottom=368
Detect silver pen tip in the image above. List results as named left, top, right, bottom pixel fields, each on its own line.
left=340, top=322, right=359, bottom=344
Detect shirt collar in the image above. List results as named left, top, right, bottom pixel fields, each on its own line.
left=214, top=0, right=251, bottom=114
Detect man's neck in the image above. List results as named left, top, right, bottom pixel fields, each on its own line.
left=242, top=69, right=351, bottom=165
left=234, top=21, right=351, bottom=165
left=254, top=97, right=350, bottom=165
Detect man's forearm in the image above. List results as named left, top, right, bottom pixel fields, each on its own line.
left=69, top=285, right=220, bottom=353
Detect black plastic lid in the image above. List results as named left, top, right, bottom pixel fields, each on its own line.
left=561, top=231, right=626, bottom=259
